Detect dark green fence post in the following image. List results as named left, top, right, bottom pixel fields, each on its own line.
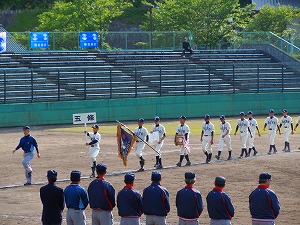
left=135, top=67, right=138, bottom=98
left=31, top=69, right=34, bottom=102
left=281, top=64, right=284, bottom=92
left=110, top=68, right=112, bottom=99
left=3, top=70, right=6, bottom=104
left=84, top=68, right=87, bottom=100
left=257, top=64, right=260, bottom=93
left=159, top=67, right=162, bottom=97
left=184, top=67, right=187, bottom=96
left=208, top=65, right=211, bottom=94
left=232, top=64, right=235, bottom=94
left=57, top=70, right=61, bottom=101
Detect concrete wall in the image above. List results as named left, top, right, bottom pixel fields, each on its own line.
left=0, top=92, right=299, bottom=127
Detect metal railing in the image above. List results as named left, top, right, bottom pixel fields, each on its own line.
left=0, top=62, right=299, bottom=104
left=6, top=31, right=193, bottom=51
left=235, top=32, right=300, bottom=60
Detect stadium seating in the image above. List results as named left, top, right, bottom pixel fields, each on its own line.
left=0, top=49, right=299, bottom=103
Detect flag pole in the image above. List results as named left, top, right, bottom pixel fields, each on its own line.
left=116, top=120, right=160, bottom=155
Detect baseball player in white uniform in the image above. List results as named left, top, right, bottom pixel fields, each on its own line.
left=294, top=115, right=300, bottom=150
left=234, top=112, right=252, bottom=158
left=263, top=109, right=281, bottom=155
left=134, top=118, right=149, bottom=172
left=85, top=124, right=101, bottom=178
left=279, top=109, right=293, bottom=152
left=200, top=114, right=214, bottom=163
left=175, top=115, right=191, bottom=167
left=151, top=116, right=166, bottom=169
left=247, top=111, right=261, bottom=156
left=216, top=115, right=233, bottom=160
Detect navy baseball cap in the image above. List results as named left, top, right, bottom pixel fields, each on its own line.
left=282, top=109, right=288, bottom=113
left=247, top=111, right=253, bottom=115
left=96, top=163, right=107, bottom=173
left=70, top=170, right=81, bottom=181
left=239, top=112, right=245, bottom=116
left=124, top=173, right=135, bottom=182
left=185, top=172, right=196, bottom=180
left=92, top=124, right=99, bottom=129
left=180, top=115, right=187, bottom=120
left=138, top=118, right=144, bottom=122
left=204, top=114, right=210, bottom=120
left=23, top=126, right=30, bottom=130
left=47, top=170, right=57, bottom=179
left=269, top=109, right=274, bottom=113
left=154, top=116, right=160, bottom=122
left=220, top=115, right=225, bottom=120
left=151, top=171, right=161, bottom=181
left=215, top=176, right=226, bottom=187
left=259, top=172, right=272, bottom=180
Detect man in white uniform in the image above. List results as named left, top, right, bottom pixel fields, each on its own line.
left=279, top=109, right=293, bottom=152
left=247, top=111, right=261, bottom=157
left=175, top=115, right=191, bottom=167
left=234, top=112, right=252, bottom=158
left=85, top=124, right=101, bottom=178
left=200, top=114, right=214, bottom=164
left=216, top=115, right=233, bottom=161
left=134, top=118, right=149, bottom=172
left=151, top=116, right=166, bottom=169
left=263, top=109, right=281, bottom=155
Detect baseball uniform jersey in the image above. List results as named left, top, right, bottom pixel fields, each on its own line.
left=152, top=124, right=166, bottom=157
left=176, top=124, right=190, bottom=155
left=248, top=118, right=258, bottom=148
left=87, top=132, right=101, bottom=165
left=264, top=116, right=278, bottom=145
left=202, top=122, right=215, bottom=154
left=219, top=121, right=232, bottom=152
left=280, top=115, right=293, bottom=142
left=134, top=126, right=149, bottom=158
left=237, top=119, right=250, bottom=148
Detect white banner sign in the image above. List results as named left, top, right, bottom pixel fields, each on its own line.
left=73, top=112, right=97, bottom=124
left=0, top=32, right=7, bottom=53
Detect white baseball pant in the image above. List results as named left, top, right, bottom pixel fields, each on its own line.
left=120, top=217, right=140, bottom=225
left=240, top=132, right=248, bottom=149
left=92, top=210, right=113, bottom=225
left=135, top=142, right=145, bottom=158
left=90, top=148, right=99, bottom=166
left=179, top=145, right=189, bottom=155
left=202, top=136, right=213, bottom=154
left=22, top=152, right=34, bottom=183
left=268, top=130, right=276, bottom=145
left=178, top=218, right=199, bottom=225
left=146, top=215, right=166, bottom=225
left=218, top=135, right=232, bottom=152
left=248, top=133, right=256, bottom=148
left=153, top=141, right=163, bottom=157
left=283, top=128, right=291, bottom=142
left=66, top=209, right=86, bottom=225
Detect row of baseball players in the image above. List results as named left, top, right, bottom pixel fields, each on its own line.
left=12, top=109, right=299, bottom=184
left=129, top=108, right=298, bottom=172
left=40, top=164, right=280, bottom=225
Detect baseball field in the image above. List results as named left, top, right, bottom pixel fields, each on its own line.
left=0, top=117, right=299, bottom=225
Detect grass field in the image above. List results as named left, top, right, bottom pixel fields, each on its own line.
left=46, top=116, right=285, bottom=135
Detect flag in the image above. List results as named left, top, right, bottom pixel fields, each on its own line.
left=117, top=124, right=136, bottom=166
left=183, top=137, right=190, bottom=153
left=0, top=32, right=7, bottom=53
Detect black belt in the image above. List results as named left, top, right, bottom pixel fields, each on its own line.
left=284, top=127, right=288, bottom=128
left=136, top=140, right=140, bottom=142
left=269, top=129, right=274, bottom=130
left=204, top=135, right=211, bottom=136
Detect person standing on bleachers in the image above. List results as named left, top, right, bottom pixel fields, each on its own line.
left=182, top=37, right=193, bottom=57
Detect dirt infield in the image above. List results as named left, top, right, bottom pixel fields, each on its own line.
left=0, top=125, right=300, bottom=225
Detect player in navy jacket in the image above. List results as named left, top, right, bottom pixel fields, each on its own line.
left=143, top=171, right=170, bottom=225
left=249, top=173, right=280, bottom=225
left=117, top=173, right=143, bottom=225
left=88, top=163, right=115, bottom=225
left=206, top=176, right=235, bottom=225
left=176, top=172, right=204, bottom=225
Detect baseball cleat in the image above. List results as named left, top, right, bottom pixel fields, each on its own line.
left=238, top=155, right=243, bottom=159
left=227, top=156, right=232, bottom=160
left=137, top=168, right=145, bottom=172
left=185, top=161, right=191, bottom=166
left=24, top=182, right=31, bottom=186
left=245, top=154, right=250, bottom=157
left=298, top=147, right=300, bottom=150
left=156, top=164, right=163, bottom=169
left=215, top=155, right=220, bottom=160
left=253, top=151, right=258, bottom=156
left=268, top=152, right=272, bottom=155
left=90, top=174, right=95, bottom=178
left=176, top=162, right=182, bottom=167
left=273, top=150, right=277, bottom=154
left=154, top=163, right=158, bottom=167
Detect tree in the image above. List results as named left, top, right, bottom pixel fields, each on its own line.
left=143, top=0, right=250, bottom=48
left=36, top=0, right=131, bottom=32
left=0, top=0, right=56, bottom=10
left=246, top=5, right=297, bottom=36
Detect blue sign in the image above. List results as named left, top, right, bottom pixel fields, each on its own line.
left=30, top=32, right=49, bottom=48
left=79, top=32, right=98, bottom=48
